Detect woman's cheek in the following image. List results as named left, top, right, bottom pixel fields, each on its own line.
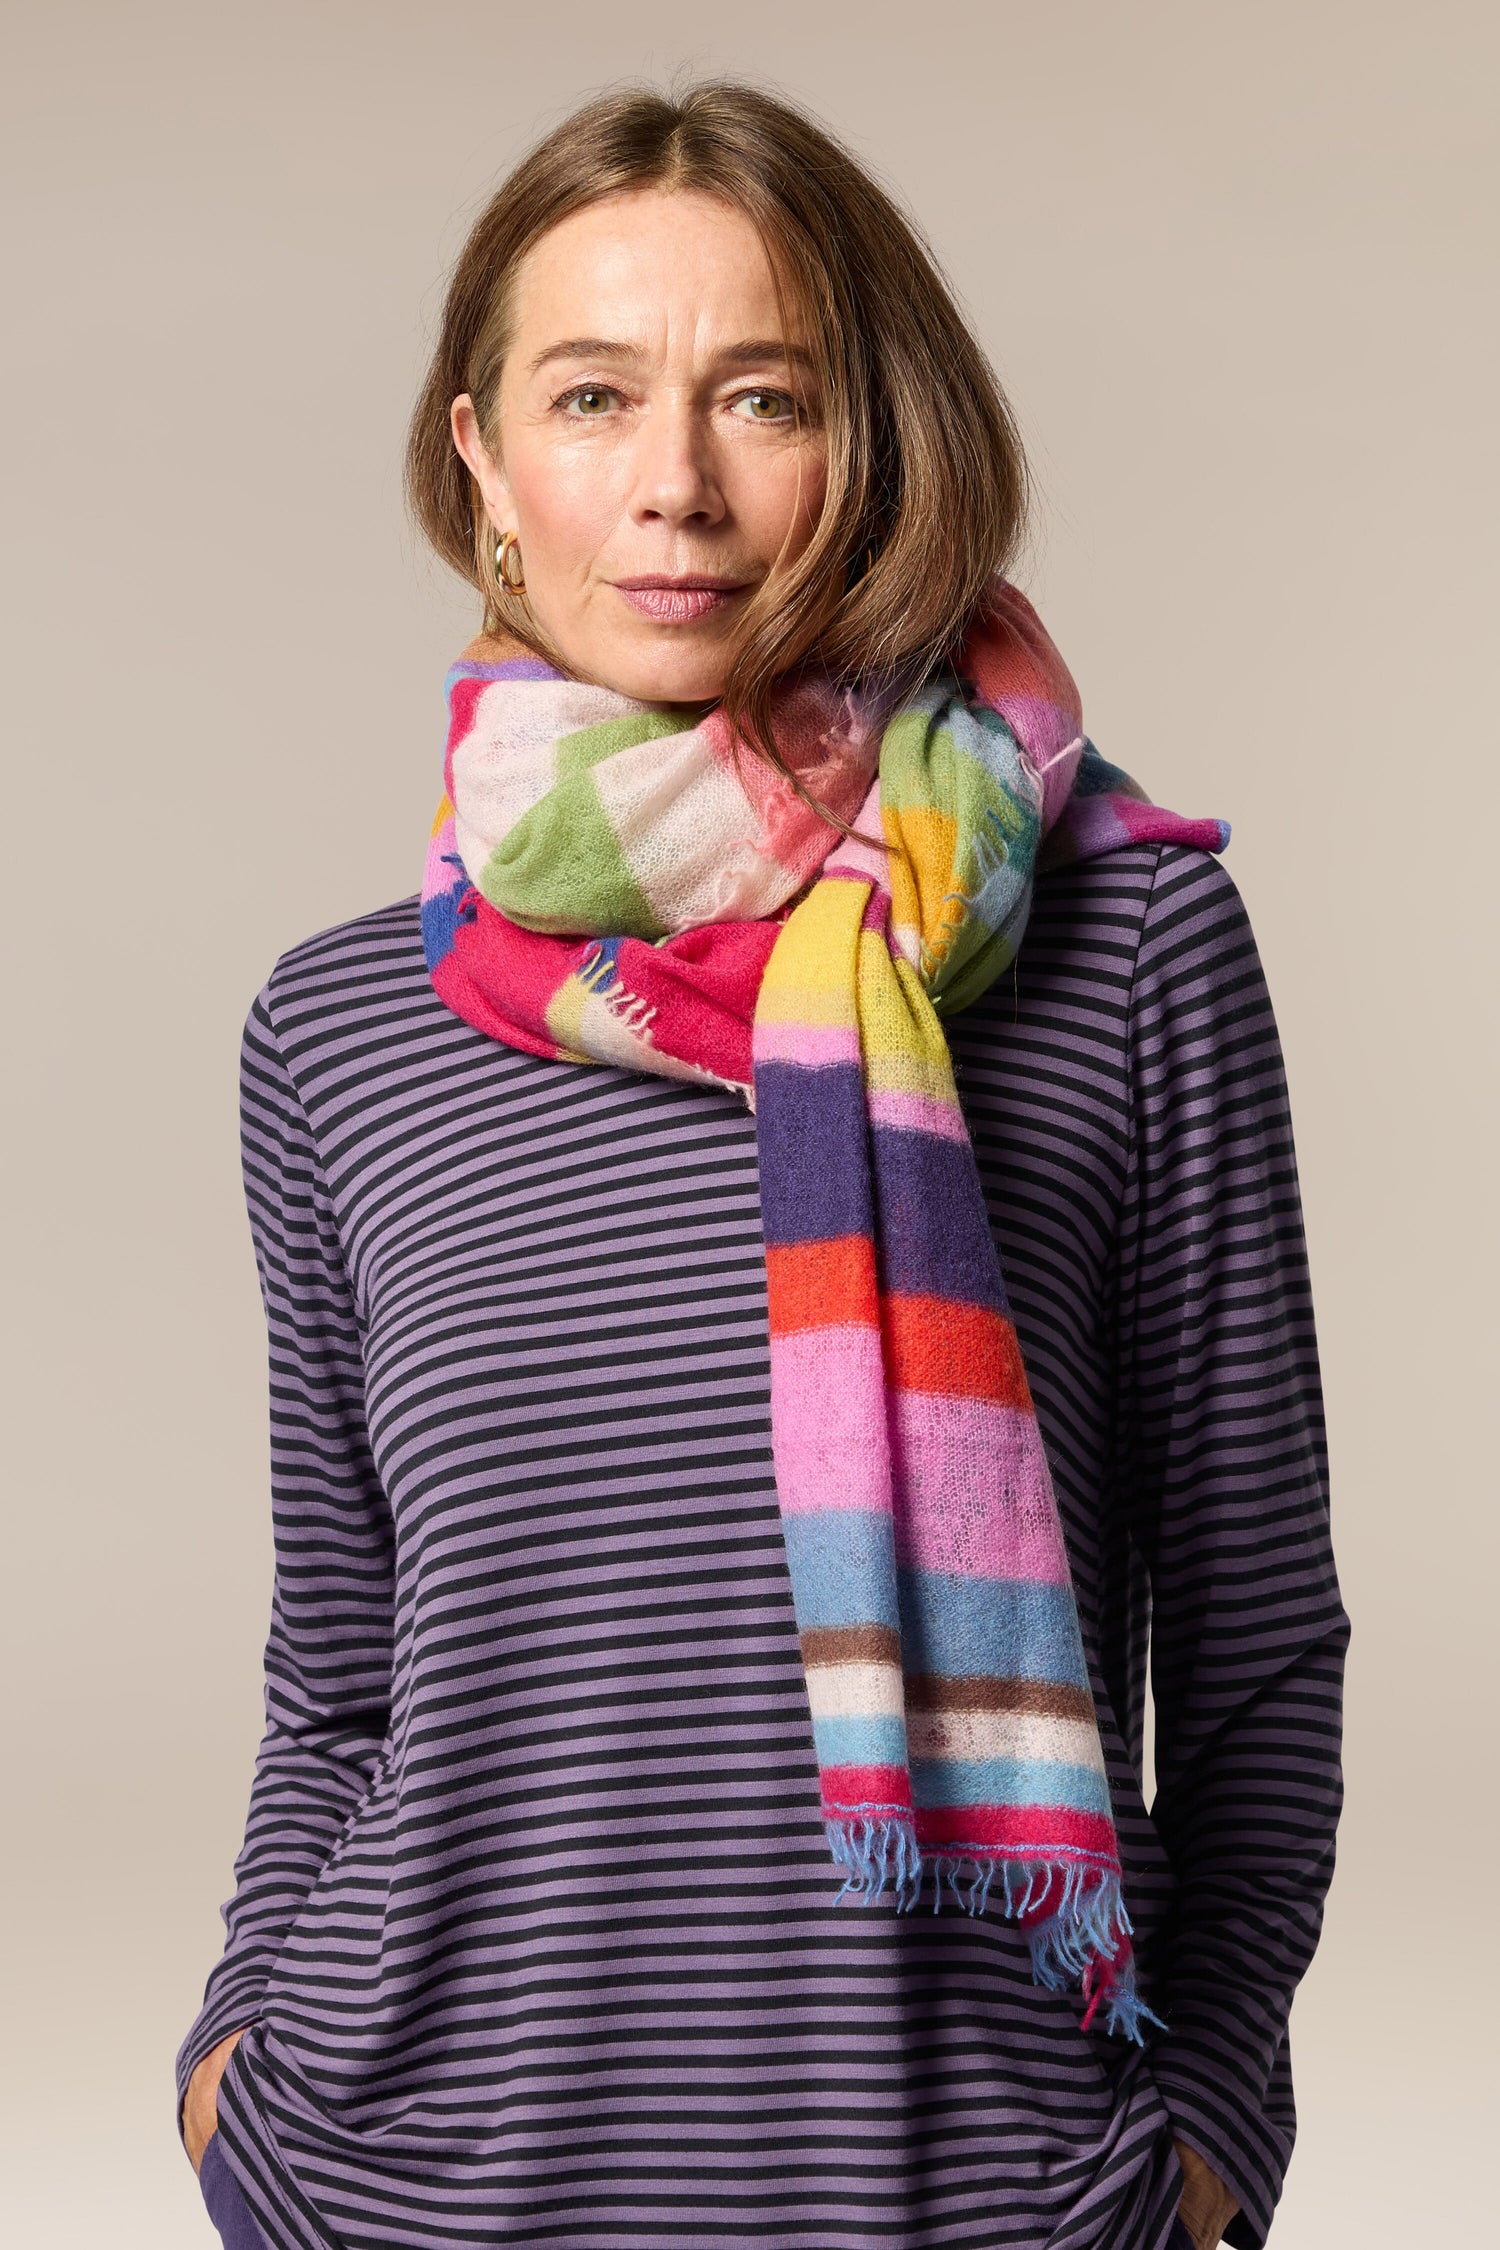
left=736, top=443, right=827, bottom=555
left=510, top=441, right=622, bottom=565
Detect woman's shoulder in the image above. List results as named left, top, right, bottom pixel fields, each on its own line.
left=958, top=840, right=1263, bottom=1069
left=1021, top=841, right=1280, bottom=1106
left=955, top=840, right=1272, bottom=1156
left=1028, top=838, right=1253, bottom=979
left=249, top=893, right=434, bottom=1062
left=265, top=891, right=425, bottom=983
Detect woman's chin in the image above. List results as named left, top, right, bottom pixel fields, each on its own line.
left=566, top=628, right=735, bottom=708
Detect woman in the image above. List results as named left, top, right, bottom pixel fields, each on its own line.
left=177, top=82, right=1346, bottom=2250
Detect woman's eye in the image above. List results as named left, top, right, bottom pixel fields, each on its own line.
left=559, top=386, right=620, bottom=416
left=732, top=389, right=796, bottom=423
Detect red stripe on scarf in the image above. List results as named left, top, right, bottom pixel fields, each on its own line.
left=766, top=1237, right=880, bottom=1333
left=913, top=1803, right=1120, bottom=1863
left=819, top=1764, right=916, bottom=1816
left=880, top=1296, right=1033, bottom=1408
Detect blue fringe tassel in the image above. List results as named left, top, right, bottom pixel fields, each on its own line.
left=824, top=1816, right=1166, bottom=2045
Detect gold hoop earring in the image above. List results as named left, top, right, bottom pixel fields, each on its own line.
left=495, top=531, right=526, bottom=595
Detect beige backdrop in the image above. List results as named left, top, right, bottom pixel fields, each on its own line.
left=3, top=2, right=1495, bottom=2243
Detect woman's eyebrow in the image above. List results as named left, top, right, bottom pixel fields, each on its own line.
left=526, top=337, right=639, bottom=375
left=716, top=340, right=816, bottom=372
left=525, top=337, right=815, bottom=377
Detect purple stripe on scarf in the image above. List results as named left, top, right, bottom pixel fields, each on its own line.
left=868, top=1128, right=1010, bottom=1307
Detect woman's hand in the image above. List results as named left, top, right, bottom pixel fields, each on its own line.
left=1173, top=2141, right=1240, bottom=2248
left=182, top=2028, right=248, bottom=2173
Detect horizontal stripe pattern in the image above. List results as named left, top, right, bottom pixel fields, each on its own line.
left=178, top=845, right=1345, bottom=2250
left=428, top=586, right=1214, bottom=1977
left=755, top=796, right=1119, bottom=1953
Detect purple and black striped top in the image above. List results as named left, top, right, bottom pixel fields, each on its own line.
left=176, top=844, right=1347, bottom=2250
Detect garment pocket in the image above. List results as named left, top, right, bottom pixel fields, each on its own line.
left=198, top=2129, right=223, bottom=2196
left=199, top=2130, right=272, bottom=2250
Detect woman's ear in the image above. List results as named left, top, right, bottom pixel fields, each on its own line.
left=450, top=394, right=514, bottom=534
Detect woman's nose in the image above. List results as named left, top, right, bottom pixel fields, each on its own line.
left=627, top=400, right=725, bottom=528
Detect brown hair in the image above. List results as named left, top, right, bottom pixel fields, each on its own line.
left=406, top=80, right=1030, bottom=788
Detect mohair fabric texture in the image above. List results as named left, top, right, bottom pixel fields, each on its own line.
left=421, top=578, right=1229, bottom=2036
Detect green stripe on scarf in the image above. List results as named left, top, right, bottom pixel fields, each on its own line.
left=476, top=711, right=690, bottom=938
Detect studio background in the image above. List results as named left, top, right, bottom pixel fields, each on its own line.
left=3, top=3, right=1494, bottom=2244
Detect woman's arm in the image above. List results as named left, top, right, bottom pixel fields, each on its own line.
left=174, top=986, right=395, bottom=2146
left=1118, top=849, right=1349, bottom=2250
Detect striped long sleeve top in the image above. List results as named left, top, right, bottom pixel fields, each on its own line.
left=176, top=843, right=1347, bottom=2250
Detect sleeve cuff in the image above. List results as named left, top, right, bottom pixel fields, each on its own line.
left=1151, top=2055, right=1291, bottom=2249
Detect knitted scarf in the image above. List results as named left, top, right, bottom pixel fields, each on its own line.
left=421, top=579, right=1228, bottom=2039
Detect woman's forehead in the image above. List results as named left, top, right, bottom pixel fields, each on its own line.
left=508, top=189, right=804, bottom=364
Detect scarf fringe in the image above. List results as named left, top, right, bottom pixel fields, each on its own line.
left=825, top=1815, right=1166, bottom=2046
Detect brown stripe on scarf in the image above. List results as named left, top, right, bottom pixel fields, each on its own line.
left=905, top=1675, right=1098, bottom=1723
left=799, top=1624, right=903, bottom=1668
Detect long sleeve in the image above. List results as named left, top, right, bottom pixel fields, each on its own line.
left=1118, top=850, right=1349, bottom=2248
left=174, top=987, right=395, bottom=2121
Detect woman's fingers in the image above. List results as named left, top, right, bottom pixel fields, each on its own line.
left=182, top=2028, right=249, bottom=2173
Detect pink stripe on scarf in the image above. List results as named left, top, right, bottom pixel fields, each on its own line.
left=698, top=683, right=879, bottom=886
left=889, top=1393, right=1073, bottom=1584
left=866, top=1089, right=969, bottom=1142
left=753, top=1022, right=863, bottom=1068
left=770, top=1326, right=892, bottom=1516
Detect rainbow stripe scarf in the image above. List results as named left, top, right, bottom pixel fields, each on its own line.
left=422, top=581, right=1228, bottom=2039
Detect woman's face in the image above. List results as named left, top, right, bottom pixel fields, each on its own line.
left=451, top=188, right=828, bottom=704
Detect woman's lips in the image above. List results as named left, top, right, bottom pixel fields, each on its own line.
left=613, top=581, right=747, bottom=623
